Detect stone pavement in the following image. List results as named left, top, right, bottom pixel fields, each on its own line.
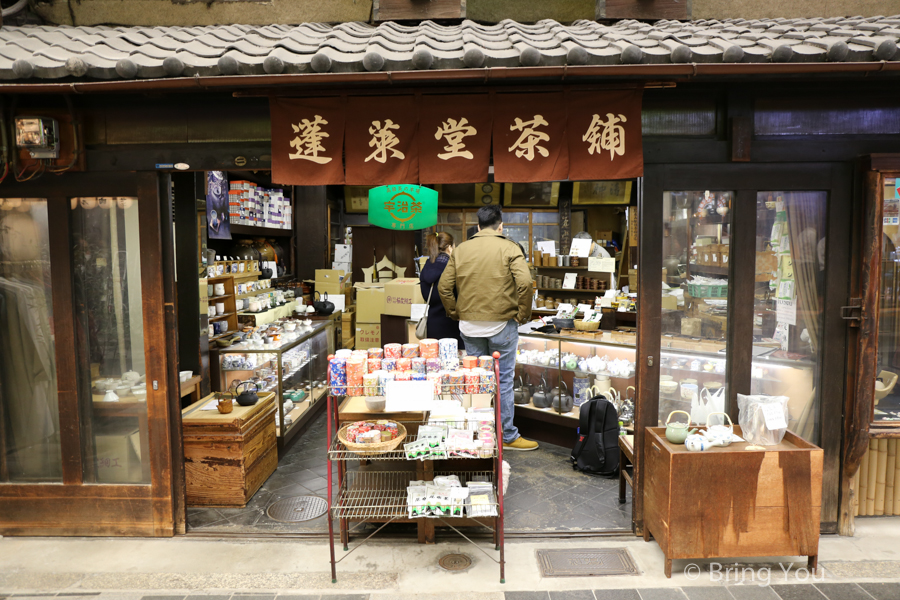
left=0, top=520, right=898, bottom=600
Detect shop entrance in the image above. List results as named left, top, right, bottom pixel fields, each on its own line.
left=637, top=163, right=853, bottom=535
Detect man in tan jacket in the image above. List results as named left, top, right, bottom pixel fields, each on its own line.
left=438, top=205, right=538, bottom=451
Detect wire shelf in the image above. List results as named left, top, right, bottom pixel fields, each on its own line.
left=327, top=422, right=498, bottom=462
left=330, top=470, right=496, bottom=520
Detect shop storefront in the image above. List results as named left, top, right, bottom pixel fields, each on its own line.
left=1, top=17, right=899, bottom=542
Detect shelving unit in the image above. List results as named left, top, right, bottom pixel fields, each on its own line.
left=207, top=274, right=238, bottom=340
left=325, top=354, right=506, bottom=584
left=230, top=223, right=293, bottom=238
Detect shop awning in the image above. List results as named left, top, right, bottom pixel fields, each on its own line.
left=1, top=16, right=899, bottom=85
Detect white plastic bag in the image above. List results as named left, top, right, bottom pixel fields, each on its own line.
left=737, top=393, right=790, bottom=446
left=703, top=387, right=726, bottom=426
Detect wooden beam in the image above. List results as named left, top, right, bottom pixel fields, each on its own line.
left=725, top=190, right=756, bottom=422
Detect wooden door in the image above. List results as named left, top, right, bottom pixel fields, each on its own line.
left=351, top=227, right=417, bottom=283
left=0, top=172, right=180, bottom=536
left=637, top=163, right=852, bottom=536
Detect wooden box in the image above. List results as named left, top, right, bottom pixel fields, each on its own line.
left=644, top=426, right=822, bottom=577
left=182, top=392, right=278, bottom=507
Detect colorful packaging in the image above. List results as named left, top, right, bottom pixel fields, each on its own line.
left=427, top=372, right=443, bottom=395
left=444, top=369, right=465, bottom=394
left=363, top=372, right=380, bottom=396
left=328, top=357, right=347, bottom=395
left=425, top=357, right=441, bottom=373
left=479, top=369, right=495, bottom=394
left=439, top=338, right=459, bottom=371
left=347, top=356, right=365, bottom=396
left=384, top=343, right=402, bottom=359
left=411, top=357, right=426, bottom=374
left=367, top=358, right=382, bottom=374
left=477, top=355, right=494, bottom=370
left=412, top=372, right=427, bottom=381
left=464, top=370, right=480, bottom=394
left=402, top=343, right=420, bottom=358
left=395, top=371, right=412, bottom=381
left=367, top=347, right=384, bottom=360
left=419, top=338, right=439, bottom=358
left=382, top=357, right=397, bottom=372
left=462, top=355, right=477, bottom=370
left=397, top=357, right=412, bottom=371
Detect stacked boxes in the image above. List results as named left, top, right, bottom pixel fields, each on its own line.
left=229, top=180, right=292, bottom=229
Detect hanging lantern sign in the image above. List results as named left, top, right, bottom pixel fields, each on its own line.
left=367, top=185, right=438, bottom=231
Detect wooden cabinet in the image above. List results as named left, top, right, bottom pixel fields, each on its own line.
left=643, top=426, right=822, bottom=577
left=182, top=392, right=278, bottom=507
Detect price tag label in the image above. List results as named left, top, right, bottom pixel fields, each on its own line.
left=563, top=273, right=577, bottom=289
left=600, top=298, right=613, bottom=308
left=761, top=403, right=787, bottom=430
left=589, top=256, right=616, bottom=273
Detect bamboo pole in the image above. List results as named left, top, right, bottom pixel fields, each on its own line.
left=894, top=441, right=900, bottom=516
left=886, top=440, right=897, bottom=517
left=876, top=439, right=888, bottom=515
left=867, top=439, right=879, bottom=516
left=852, top=468, right=860, bottom=517
left=859, top=443, right=870, bottom=516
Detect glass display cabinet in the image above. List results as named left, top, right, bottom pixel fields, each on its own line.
left=219, top=321, right=333, bottom=449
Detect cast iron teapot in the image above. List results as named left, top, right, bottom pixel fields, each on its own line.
left=532, top=374, right=552, bottom=409
left=551, top=379, right=574, bottom=413
left=234, top=380, right=261, bottom=407
left=513, top=376, right=533, bottom=406
left=313, top=291, right=335, bottom=316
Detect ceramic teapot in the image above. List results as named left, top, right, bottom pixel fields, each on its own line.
left=234, top=380, right=261, bottom=407
left=551, top=379, right=574, bottom=413
left=665, top=410, right=697, bottom=444
left=513, top=376, right=533, bottom=406
left=313, top=291, right=335, bottom=316
left=532, top=374, right=552, bottom=408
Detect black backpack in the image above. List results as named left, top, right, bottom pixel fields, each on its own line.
left=571, top=395, right=620, bottom=476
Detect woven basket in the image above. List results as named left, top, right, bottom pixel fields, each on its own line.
left=687, top=282, right=728, bottom=298
left=338, top=422, right=407, bottom=455
left=575, top=320, right=600, bottom=331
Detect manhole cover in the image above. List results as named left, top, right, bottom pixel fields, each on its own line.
left=438, top=553, right=473, bottom=572
left=536, top=548, right=640, bottom=577
left=267, top=496, right=328, bottom=522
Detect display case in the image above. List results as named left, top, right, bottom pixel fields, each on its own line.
left=218, top=321, right=333, bottom=449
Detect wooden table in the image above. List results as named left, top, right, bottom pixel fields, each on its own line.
left=180, top=375, right=202, bottom=405
left=643, top=426, right=822, bottom=578
left=182, top=392, right=277, bottom=507
left=619, top=434, right=634, bottom=505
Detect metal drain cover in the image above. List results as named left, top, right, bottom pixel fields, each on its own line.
left=438, top=553, right=473, bottom=572
left=536, top=548, right=640, bottom=577
left=267, top=496, right=328, bottom=522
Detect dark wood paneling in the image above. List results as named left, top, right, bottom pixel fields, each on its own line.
left=294, top=186, right=329, bottom=281
left=46, top=196, right=82, bottom=485
left=0, top=496, right=156, bottom=537
left=819, top=163, right=853, bottom=530
left=374, top=0, right=464, bottom=20
left=137, top=172, right=176, bottom=537
left=725, top=190, right=756, bottom=421
left=604, top=0, right=688, bottom=19
left=635, top=172, right=662, bottom=536
left=173, top=172, right=202, bottom=379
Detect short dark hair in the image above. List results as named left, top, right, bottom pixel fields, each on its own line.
left=477, top=205, right=503, bottom=229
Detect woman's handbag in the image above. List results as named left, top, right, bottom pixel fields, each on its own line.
left=415, top=283, right=434, bottom=339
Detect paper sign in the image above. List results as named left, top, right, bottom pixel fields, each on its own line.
left=775, top=199, right=784, bottom=212
left=555, top=303, right=574, bottom=318
left=780, top=255, right=794, bottom=280
left=618, top=303, right=628, bottom=312
left=385, top=380, right=435, bottom=412
left=410, top=304, right=428, bottom=321
left=776, top=298, right=796, bottom=326
left=535, top=241, right=556, bottom=257
left=563, top=273, right=577, bottom=289
left=761, top=402, right=788, bottom=430
left=776, top=279, right=794, bottom=300
left=577, top=303, right=592, bottom=314
left=600, top=298, right=613, bottom=308
left=569, top=238, right=593, bottom=258
left=581, top=308, right=594, bottom=321
left=589, top=256, right=616, bottom=273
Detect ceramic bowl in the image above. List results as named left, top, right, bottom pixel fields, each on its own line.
left=179, top=370, right=193, bottom=382
left=365, top=397, right=386, bottom=412
left=659, top=380, right=679, bottom=395
left=133, top=390, right=147, bottom=402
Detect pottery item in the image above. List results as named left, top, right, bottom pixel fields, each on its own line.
left=249, top=300, right=261, bottom=312
left=133, top=390, right=147, bottom=402
left=103, top=390, right=119, bottom=403
left=234, top=381, right=260, bottom=406
left=532, top=374, right=552, bottom=408
left=365, top=397, right=386, bottom=412
left=594, top=374, right=611, bottom=393
left=513, top=376, right=533, bottom=406
left=216, top=302, right=225, bottom=315
left=208, top=324, right=215, bottom=337
left=665, top=410, right=697, bottom=444
left=663, top=254, right=681, bottom=276
left=123, top=370, right=141, bottom=384
left=573, top=374, right=591, bottom=407
left=563, top=354, right=578, bottom=370
left=217, top=397, right=234, bottom=414
left=214, top=283, right=225, bottom=296
left=284, top=322, right=297, bottom=332
left=180, top=370, right=193, bottom=382
left=659, top=380, right=679, bottom=395
left=115, top=383, right=132, bottom=396
left=313, top=291, right=335, bottom=316
left=551, top=380, right=574, bottom=413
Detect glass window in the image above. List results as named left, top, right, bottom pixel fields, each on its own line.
left=876, top=178, right=900, bottom=423
left=533, top=211, right=560, bottom=224
left=751, top=192, right=826, bottom=441
left=504, top=225, right=529, bottom=260
left=660, top=191, right=732, bottom=426
left=71, top=197, right=150, bottom=484
left=504, top=212, right=529, bottom=224
left=0, top=198, right=62, bottom=482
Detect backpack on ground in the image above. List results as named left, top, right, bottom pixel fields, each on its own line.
left=570, top=395, right=620, bottom=476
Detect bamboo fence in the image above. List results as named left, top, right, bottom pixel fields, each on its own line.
left=855, top=438, right=900, bottom=516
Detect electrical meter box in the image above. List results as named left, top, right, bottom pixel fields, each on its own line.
left=15, top=117, right=59, bottom=159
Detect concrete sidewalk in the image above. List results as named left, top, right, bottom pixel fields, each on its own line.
left=0, top=519, right=898, bottom=599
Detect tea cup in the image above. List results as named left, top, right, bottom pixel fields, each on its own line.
left=214, top=283, right=225, bottom=296
left=216, top=302, right=225, bottom=315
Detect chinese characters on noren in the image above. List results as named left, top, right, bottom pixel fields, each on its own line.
left=288, top=115, right=332, bottom=164
left=435, top=118, right=478, bottom=160
left=583, top=113, right=627, bottom=160
left=366, top=119, right=405, bottom=163
left=509, top=115, right=550, bottom=161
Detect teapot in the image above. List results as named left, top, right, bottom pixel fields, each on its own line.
left=665, top=410, right=696, bottom=444
left=513, top=376, right=533, bottom=406
left=313, top=291, right=335, bottom=316
left=234, top=380, right=261, bottom=407
left=532, top=374, right=552, bottom=408
left=701, top=412, right=734, bottom=446
left=563, top=354, right=579, bottom=371
left=551, top=379, right=574, bottom=413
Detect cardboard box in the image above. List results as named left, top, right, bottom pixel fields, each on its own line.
left=315, top=269, right=348, bottom=284
left=384, top=278, right=425, bottom=317
left=332, top=261, right=352, bottom=273
left=95, top=428, right=143, bottom=484
left=356, top=283, right=385, bottom=324
left=356, top=323, right=382, bottom=349
left=334, top=244, right=352, bottom=263
left=597, top=230, right=614, bottom=241
left=628, top=268, right=638, bottom=292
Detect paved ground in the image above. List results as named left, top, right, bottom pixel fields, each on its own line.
left=1, top=520, right=898, bottom=600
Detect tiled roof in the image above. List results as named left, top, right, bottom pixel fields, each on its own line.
left=2, top=16, right=900, bottom=80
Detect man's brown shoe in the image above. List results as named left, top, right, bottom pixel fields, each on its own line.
left=503, top=436, right=539, bottom=451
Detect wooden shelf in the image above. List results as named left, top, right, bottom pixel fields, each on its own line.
left=210, top=312, right=236, bottom=321
left=209, top=330, right=239, bottom=342
left=208, top=294, right=230, bottom=302
left=688, top=264, right=728, bottom=276
left=230, top=224, right=293, bottom=238
left=533, top=265, right=589, bottom=270
left=537, top=287, right=605, bottom=293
